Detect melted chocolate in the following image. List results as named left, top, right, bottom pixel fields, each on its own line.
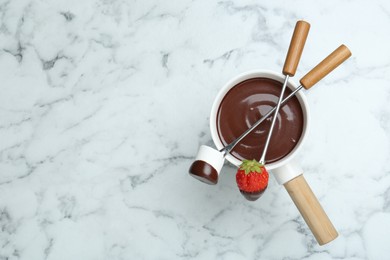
left=217, top=78, right=304, bottom=164
left=189, top=160, right=218, bottom=185
left=240, top=188, right=267, bottom=201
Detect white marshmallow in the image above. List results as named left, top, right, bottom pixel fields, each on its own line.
left=194, top=145, right=225, bottom=174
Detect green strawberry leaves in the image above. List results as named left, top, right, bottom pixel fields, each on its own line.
left=239, top=159, right=264, bottom=175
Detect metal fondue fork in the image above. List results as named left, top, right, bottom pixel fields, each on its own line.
left=257, top=20, right=312, bottom=164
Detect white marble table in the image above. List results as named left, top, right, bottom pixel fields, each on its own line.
left=1, top=0, right=389, bottom=259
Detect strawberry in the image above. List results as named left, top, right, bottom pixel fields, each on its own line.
left=236, top=159, right=269, bottom=201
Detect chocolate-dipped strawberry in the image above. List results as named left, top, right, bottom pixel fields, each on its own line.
left=236, top=159, right=269, bottom=201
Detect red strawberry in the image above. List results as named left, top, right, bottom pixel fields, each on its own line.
left=236, top=159, right=269, bottom=201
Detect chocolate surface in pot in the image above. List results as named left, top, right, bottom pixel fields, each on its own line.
left=216, top=78, right=304, bottom=164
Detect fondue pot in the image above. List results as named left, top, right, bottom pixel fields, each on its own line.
left=188, top=20, right=351, bottom=246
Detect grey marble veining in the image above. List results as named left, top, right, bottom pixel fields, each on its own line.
left=1, top=0, right=390, bottom=259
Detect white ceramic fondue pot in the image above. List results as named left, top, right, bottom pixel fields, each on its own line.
left=189, top=40, right=352, bottom=245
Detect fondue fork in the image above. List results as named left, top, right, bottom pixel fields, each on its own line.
left=259, top=22, right=310, bottom=163
left=220, top=45, right=351, bottom=156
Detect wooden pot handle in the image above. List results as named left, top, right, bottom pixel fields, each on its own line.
left=283, top=174, right=338, bottom=245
